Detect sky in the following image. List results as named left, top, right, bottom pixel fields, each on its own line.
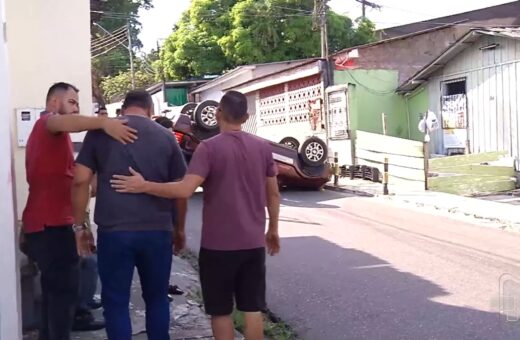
left=138, top=0, right=514, bottom=52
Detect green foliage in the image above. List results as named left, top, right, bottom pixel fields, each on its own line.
left=352, top=17, right=376, bottom=46
left=161, top=0, right=376, bottom=80
left=91, top=0, right=154, bottom=103
left=99, top=52, right=160, bottom=102
left=100, top=69, right=156, bottom=102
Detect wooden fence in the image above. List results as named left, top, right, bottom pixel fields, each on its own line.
left=355, top=131, right=427, bottom=190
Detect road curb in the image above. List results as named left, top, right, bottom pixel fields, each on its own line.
left=325, top=184, right=520, bottom=232
left=324, top=184, right=376, bottom=197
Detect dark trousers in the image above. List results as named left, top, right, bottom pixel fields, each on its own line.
left=77, top=255, right=98, bottom=313
left=97, top=230, right=173, bottom=340
left=25, top=226, right=80, bottom=340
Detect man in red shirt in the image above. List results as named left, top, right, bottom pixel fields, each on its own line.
left=22, top=82, right=137, bottom=340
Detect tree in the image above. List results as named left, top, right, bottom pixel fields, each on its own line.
left=100, top=70, right=156, bottom=103
left=161, top=0, right=238, bottom=80
left=90, top=0, right=153, bottom=105
left=100, top=51, right=159, bottom=102
left=351, top=17, right=376, bottom=46
left=161, top=0, right=376, bottom=79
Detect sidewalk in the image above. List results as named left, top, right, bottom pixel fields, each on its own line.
left=23, top=254, right=244, bottom=340
left=326, top=177, right=520, bottom=231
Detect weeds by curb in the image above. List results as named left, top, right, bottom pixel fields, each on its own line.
left=181, top=249, right=299, bottom=339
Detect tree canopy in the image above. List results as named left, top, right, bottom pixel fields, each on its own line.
left=161, top=0, right=376, bottom=80
left=90, top=0, right=154, bottom=104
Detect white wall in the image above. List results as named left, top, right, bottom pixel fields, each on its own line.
left=0, top=0, right=22, bottom=338
left=200, top=90, right=225, bottom=102
left=5, top=0, right=93, bottom=218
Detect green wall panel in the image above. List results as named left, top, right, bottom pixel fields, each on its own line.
left=334, top=69, right=408, bottom=139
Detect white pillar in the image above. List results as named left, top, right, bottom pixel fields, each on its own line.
left=0, top=0, right=23, bottom=338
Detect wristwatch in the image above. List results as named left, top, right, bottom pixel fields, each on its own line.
left=72, top=222, right=89, bottom=232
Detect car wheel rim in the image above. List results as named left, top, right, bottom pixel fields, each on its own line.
left=305, top=142, right=324, bottom=162
left=200, top=107, right=218, bottom=127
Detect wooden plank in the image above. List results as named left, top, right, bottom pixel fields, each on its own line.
left=430, top=164, right=515, bottom=177
left=356, top=149, right=425, bottom=170
left=429, top=175, right=515, bottom=196
left=429, top=151, right=508, bottom=170
left=356, top=131, right=424, bottom=158
left=358, top=159, right=425, bottom=182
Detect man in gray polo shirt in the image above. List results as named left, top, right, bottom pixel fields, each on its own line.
left=71, top=90, right=187, bottom=340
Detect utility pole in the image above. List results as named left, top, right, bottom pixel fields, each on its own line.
left=355, top=0, right=381, bottom=19
left=157, top=39, right=166, bottom=87
left=313, top=0, right=329, bottom=59
left=127, top=22, right=135, bottom=89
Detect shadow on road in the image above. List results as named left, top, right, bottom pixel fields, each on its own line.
left=267, top=236, right=520, bottom=340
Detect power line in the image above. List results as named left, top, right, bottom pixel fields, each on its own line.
left=91, top=30, right=128, bottom=49
left=91, top=25, right=127, bottom=44
left=92, top=44, right=124, bottom=59
left=271, top=5, right=313, bottom=14
left=91, top=39, right=129, bottom=56
left=91, top=33, right=128, bottom=52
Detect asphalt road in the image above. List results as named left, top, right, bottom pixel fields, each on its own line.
left=185, top=190, right=520, bottom=340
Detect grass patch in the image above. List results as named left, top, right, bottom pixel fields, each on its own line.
left=232, top=309, right=299, bottom=340
left=186, top=287, right=203, bottom=305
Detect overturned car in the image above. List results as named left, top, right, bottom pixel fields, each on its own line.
left=171, top=101, right=331, bottom=190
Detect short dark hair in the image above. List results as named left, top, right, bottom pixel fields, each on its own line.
left=122, top=90, right=153, bottom=110
left=154, top=116, right=173, bottom=129
left=46, top=82, right=79, bottom=102
left=219, top=91, right=248, bottom=123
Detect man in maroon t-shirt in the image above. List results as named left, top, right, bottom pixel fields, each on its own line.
left=110, top=91, right=281, bottom=340
left=22, top=82, right=137, bottom=340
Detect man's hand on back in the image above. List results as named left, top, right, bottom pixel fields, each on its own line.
left=102, top=118, right=138, bottom=145
left=111, top=167, right=147, bottom=193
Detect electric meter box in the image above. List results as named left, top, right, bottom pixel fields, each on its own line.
left=16, top=108, right=44, bottom=147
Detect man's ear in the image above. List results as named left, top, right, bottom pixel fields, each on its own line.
left=239, top=113, right=250, bottom=124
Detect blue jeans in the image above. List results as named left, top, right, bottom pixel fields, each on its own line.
left=97, top=230, right=172, bottom=340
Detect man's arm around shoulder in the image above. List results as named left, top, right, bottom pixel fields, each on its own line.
left=46, top=114, right=137, bottom=144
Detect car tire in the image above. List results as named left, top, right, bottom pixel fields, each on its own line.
left=299, top=137, right=328, bottom=167
left=279, top=137, right=300, bottom=150
left=180, top=103, right=197, bottom=118
left=194, top=100, right=219, bottom=131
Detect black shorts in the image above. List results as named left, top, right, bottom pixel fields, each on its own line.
left=199, top=247, right=266, bottom=316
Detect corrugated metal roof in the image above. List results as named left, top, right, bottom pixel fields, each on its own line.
left=398, top=28, right=520, bottom=92
left=476, top=27, right=520, bottom=39
left=190, top=58, right=315, bottom=94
